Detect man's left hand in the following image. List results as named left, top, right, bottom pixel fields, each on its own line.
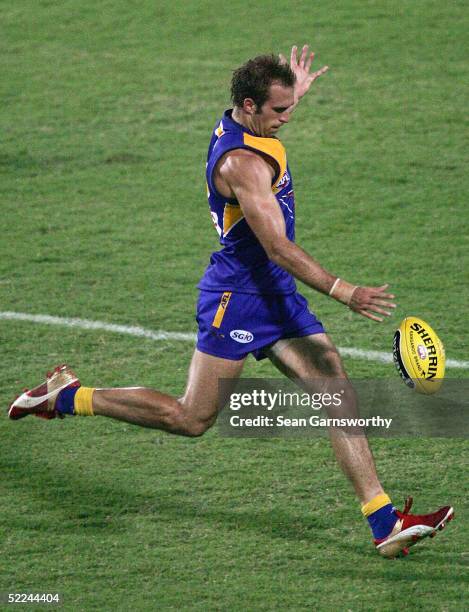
left=349, top=284, right=397, bottom=323
left=280, top=44, right=329, bottom=101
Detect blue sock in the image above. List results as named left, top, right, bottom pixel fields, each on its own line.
left=55, top=387, right=80, bottom=415
left=368, top=503, right=398, bottom=540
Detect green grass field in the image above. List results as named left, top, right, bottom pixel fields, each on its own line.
left=1, top=1, right=468, bottom=610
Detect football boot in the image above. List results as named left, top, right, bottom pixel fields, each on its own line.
left=375, top=496, right=454, bottom=558
left=8, top=364, right=80, bottom=420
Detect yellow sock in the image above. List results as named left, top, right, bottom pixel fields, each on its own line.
left=361, top=493, right=392, bottom=517
left=74, top=387, right=96, bottom=416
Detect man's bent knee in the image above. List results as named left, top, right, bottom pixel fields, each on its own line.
left=178, top=416, right=216, bottom=437
left=172, top=391, right=220, bottom=437
left=304, top=336, right=344, bottom=376
left=318, top=348, right=346, bottom=377
left=172, top=397, right=218, bottom=437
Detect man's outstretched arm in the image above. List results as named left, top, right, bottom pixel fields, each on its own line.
left=220, top=150, right=396, bottom=322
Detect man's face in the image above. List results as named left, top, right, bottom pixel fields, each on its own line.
left=253, top=82, right=295, bottom=137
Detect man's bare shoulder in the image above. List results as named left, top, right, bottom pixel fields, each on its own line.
left=217, top=148, right=275, bottom=181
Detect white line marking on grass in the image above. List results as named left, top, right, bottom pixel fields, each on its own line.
left=1, top=311, right=468, bottom=369
left=0, top=312, right=196, bottom=342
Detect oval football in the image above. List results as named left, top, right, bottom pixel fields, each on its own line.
left=393, top=316, right=445, bottom=394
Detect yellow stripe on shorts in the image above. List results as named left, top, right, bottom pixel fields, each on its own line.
left=212, top=292, right=232, bottom=328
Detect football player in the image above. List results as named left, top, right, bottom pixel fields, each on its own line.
left=9, top=46, right=453, bottom=558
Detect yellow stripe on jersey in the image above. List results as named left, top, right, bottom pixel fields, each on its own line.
left=243, top=133, right=287, bottom=192
left=212, top=292, right=232, bottom=328
left=223, top=203, right=244, bottom=237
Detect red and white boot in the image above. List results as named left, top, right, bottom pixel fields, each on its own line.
left=375, top=497, right=454, bottom=558
left=8, top=365, right=80, bottom=420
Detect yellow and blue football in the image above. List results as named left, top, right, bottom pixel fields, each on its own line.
left=392, top=316, right=445, bottom=394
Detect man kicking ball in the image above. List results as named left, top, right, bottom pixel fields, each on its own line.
left=9, top=46, right=454, bottom=558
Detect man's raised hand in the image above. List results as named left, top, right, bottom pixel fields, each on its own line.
left=280, top=44, right=329, bottom=101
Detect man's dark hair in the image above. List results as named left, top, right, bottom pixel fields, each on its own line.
left=231, top=54, right=295, bottom=111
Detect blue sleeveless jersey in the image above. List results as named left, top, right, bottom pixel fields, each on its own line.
left=197, top=109, right=297, bottom=295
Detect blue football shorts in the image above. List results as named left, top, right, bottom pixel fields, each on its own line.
left=196, top=290, right=325, bottom=361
